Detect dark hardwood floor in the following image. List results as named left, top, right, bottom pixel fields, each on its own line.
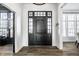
left=0, top=42, right=78, bottom=56
left=0, top=44, right=13, bottom=56
left=14, top=42, right=79, bottom=56
left=63, top=42, right=79, bottom=56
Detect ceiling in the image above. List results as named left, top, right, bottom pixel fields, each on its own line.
left=63, top=3, right=79, bottom=11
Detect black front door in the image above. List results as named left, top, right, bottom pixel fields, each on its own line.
left=33, top=17, right=47, bottom=45
left=28, top=11, right=52, bottom=46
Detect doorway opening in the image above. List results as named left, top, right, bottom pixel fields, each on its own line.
left=28, top=11, right=52, bottom=46
left=0, top=4, right=15, bottom=55
left=60, top=4, right=79, bottom=54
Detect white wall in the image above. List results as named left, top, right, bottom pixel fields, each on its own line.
left=57, top=3, right=64, bottom=49
left=63, top=37, right=76, bottom=42
left=22, top=3, right=58, bottom=47
left=2, top=3, right=22, bottom=53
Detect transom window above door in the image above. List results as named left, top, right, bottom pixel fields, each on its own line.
left=28, top=11, right=52, bottom=17
left=34, top=12, right=46, bottom=16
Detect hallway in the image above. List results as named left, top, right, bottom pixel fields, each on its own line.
left=0, top=3, right=79, bottom=56
left=14, top=43, right=79, bottom=56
